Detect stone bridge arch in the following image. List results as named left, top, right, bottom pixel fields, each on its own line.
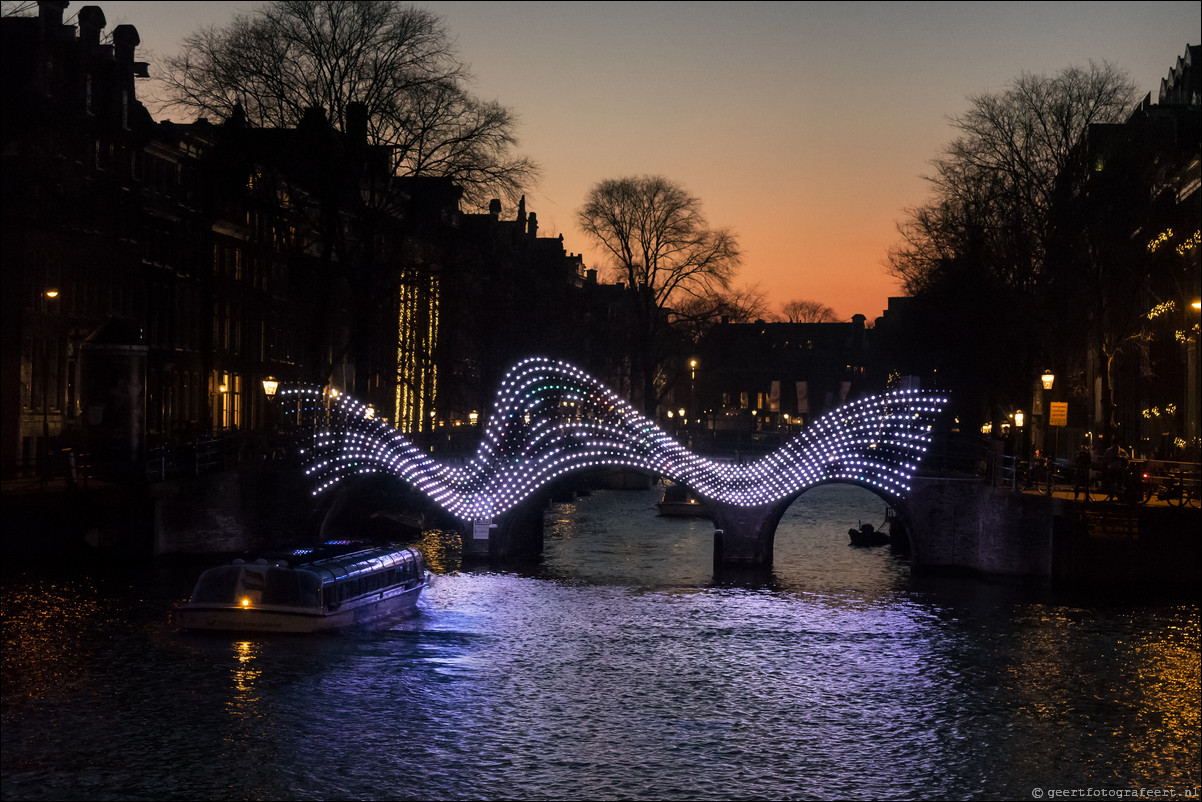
left=705, top=478, right=902, bottom=567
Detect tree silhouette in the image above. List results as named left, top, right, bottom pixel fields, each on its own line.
left=886, top=62, right=1138, bottom=428
left=577, top=175, right=741, bottom=414
left=157, top=0, right=536, bottom=206
left=780, top=299, right=839, bottom=323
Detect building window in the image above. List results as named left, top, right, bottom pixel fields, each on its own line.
left=213, top=372, right=242, bottom=430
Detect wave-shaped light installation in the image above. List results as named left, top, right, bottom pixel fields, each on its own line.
left=293, top=357, right=948, bottom=521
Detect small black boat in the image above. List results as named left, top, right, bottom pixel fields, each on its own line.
left=848, top=522, right=890, bottom=547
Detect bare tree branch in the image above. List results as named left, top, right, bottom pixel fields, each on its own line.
left=779, top=299, right=840, bottom=323
left=577, top=175, right=743, bottom=412
left=156, top=0, right=537, bottom=206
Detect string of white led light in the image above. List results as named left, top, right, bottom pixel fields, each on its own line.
left=292, top=357, right=949, bottom=521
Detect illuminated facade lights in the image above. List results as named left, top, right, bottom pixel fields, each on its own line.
left=1147, top=228, right=1174, bottom=253
left=298, top=357, right=950, bottom=522
left=1174, top=229, right=1199, bottom=256
left=1147, top=300, right=1176, bottom=319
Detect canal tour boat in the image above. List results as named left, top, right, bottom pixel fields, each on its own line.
left=174, top=542, right=428, bottom=633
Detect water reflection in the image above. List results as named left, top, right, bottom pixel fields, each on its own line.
left=228, top=640, right=262, bottom=706
left=1, top=576, right=118, bottom=706
left=1, top=484, right=1198, bottom=800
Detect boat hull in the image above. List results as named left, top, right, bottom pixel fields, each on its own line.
left=848, top=527, right=890, bottom=547
left=175, top=581, right=425, bottom=633
left=656, top=501, right=711, bottom=518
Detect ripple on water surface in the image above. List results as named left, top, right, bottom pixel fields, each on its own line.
left=2, top=485, right=1198, bottom=801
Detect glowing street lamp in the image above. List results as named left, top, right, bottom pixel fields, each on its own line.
left=261, top=376, right=278, bottom=398
left=39, top=288, right=60, bottom=472
left=1041, top=371, right=1055, bottom=391
left=689, top=359, right=698, bottom=424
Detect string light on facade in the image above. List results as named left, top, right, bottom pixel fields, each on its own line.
left=295, top=358, right=949, bottom=522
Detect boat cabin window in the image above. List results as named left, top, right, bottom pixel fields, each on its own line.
left=191, top=566, right=242, bottom=603
left=260, top=568, right=321, bottom=608
left=191, top=566, right=321, bottom=608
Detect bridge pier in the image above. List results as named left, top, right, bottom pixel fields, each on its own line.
left=460, top=493, right=547, bottom=561
left=708, top=499, right=790, bottom=568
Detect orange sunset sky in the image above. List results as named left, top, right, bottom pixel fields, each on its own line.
left=81, top=1, right=1200, bottom=321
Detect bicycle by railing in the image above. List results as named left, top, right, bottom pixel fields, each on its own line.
left=1135, top=459, right=1201, bottom=507
left=999, top=453, right=1199, bottom=507
left=998, top=454, right=1070, bottom=495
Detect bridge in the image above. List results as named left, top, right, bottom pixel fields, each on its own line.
left=293, top=358, right=950, bottom=567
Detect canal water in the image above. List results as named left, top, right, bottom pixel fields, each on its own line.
left=2, top=484, right=1199, bottom=801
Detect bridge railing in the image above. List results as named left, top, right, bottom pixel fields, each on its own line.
left=915, top=431, right=997, bottom=481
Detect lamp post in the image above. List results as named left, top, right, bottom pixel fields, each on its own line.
left=1041, top=370, right=1057, bottom=491
left=39, top=289, right=60, bottom=475
left=1189, top=302, right=1200, bottom=449
left=261, top=376, right=278, bottom=441
left=216, top=382, right=228, bottom=431
left=689, top=359, right=697, bottom=427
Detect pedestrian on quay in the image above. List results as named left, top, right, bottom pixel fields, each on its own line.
left=1103, top=443, right=1127, bottom=501
left=1073, top=444, right=1093, bottom=501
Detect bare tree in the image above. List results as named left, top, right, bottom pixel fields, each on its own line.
left=577, top=175, right=742, bottom=413
left=885, top=62, right=1138, bottom=427
left=1, top=2, right=38, bottom=17
left=157, top=0, right=536, bottom=206
left=779, top=299, right=839, bottom=323
left=888, top=62, right=1137, bottom=295
left=671, top=284, right=769, bottom=348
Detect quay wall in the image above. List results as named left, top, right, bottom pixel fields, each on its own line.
left=903, top=477, right=1200, bottom=586
left=152, top=462, right=314, bottom=555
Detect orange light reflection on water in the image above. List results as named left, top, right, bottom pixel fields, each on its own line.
left=1003, top=607, right=1200, bottom=786
left=1, top=578, right=113, bottom=704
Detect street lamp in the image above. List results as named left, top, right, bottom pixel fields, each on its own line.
left=689, top=358, right=697, bottom=421
left=1041, top=370, right=1055, bottom=391
left=40, top=288, right=60, bottom=474
left=260, top=377, right=279, bottom=437
left=216, top=382, right=228, bottom=429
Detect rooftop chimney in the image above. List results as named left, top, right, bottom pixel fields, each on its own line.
left=38, top=1, right=69, bottom=28
left=112, top=24, right=140, bottom=63
left=78, top=6, right=106, bottom=47
left=346, top=101, right=367, bottom=145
